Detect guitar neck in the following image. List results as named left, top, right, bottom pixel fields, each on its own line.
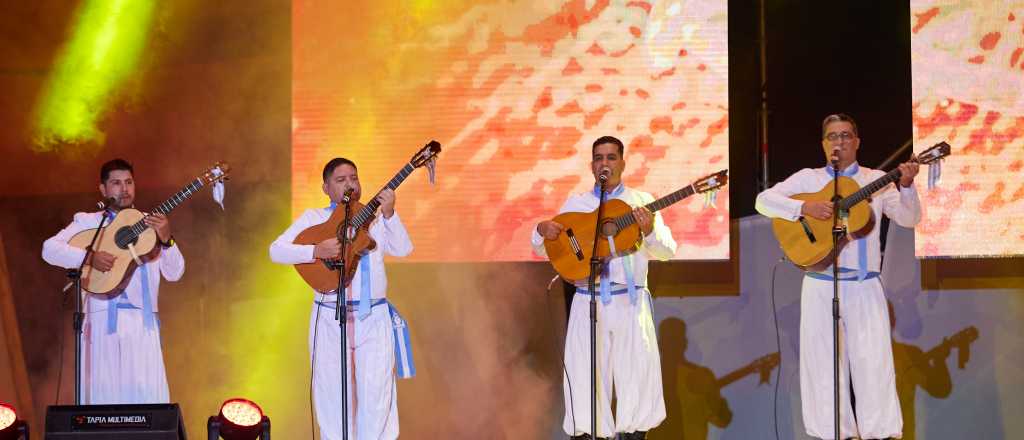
left=609, top=185, right=696, bottom=230
left=715, top=354, right=779, bottom=388
left=352, top=163, right=415, bottom=228
left=128, top=178, right=206, bottom=234
left=839, top=158, right=922, bottom=210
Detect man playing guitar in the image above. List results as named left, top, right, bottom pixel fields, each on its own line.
left=269, top=157, right=413, bottom=440
left=755, top=113, right=921, bottom=439
left=532, top=136, right=678, bottom=440
left=42, top=158, right=183, bottom=404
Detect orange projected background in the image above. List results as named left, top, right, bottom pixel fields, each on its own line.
left=911, top=1, right=1024, bottom=258
left=293, top=0, right=729, bottom=261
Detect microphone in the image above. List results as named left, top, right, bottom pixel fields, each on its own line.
left=341, top=188, right=354, bottom=204
left=598, top=167, right=610, bottom=183
left=96, top=197, right=118, bottom=210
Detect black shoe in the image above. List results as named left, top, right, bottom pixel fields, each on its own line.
left=570, top=435, right=611, bottom=440
left=620, top=431, right=647, bottom=440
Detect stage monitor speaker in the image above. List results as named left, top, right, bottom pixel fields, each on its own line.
left=44, top=403, right=187, bottom=439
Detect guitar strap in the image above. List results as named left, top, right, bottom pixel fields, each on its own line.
left=327, top=203, right=375, bottom=320
left=591, top=184, right=640, bottom=305
left=604, top=236, right=638, bottom=305
left=103, top=210, right=157, bottom=334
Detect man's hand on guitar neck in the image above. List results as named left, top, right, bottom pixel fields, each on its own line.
left=537, top=221, right=565, bottom=240
left=143, top=213, right=172, bottom=243
left=632, top=207, right=654, bottom=236
left=898, top=159, right=920, bottom=188
left=801, top=201, right=834, bottom=220
left=90, top=251, right=117, bottom=272
left=314, top=238, right=342, bottom=260
left=377, top=189, right=396, bottom=218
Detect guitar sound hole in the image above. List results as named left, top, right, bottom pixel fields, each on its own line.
left=114, top=226, right=137, bottom=250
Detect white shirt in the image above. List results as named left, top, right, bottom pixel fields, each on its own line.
left=754, top=164, right=922, bottom=273
left=269, top=208, right=413, bottom=297
left=531, top=185, right=678, bottom=287
left=41, top=211, right=185, bottom=312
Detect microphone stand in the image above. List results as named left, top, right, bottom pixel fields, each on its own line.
left=67, top=209, right=112, bottom=404
left=333, top=196, right=353, bottom=440
left=587, top=175, right=608, bottom=439
left=830, top=154, right=844, bottom=440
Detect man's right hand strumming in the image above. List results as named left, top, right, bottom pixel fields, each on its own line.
left=537, top=221, right=565, bottom=240
left=314, top=238, right=342, bottom=260
left=90, top=251, right=117, bottom=272
left=801, top=201, right=834, bottom=220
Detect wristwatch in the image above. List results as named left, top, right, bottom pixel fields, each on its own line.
left=159, top=235, right=176, bottom=248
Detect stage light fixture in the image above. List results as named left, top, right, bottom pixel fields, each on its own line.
left=0, top=403, right=28, bottom=440
left=207, top=398, right=270, bottom=440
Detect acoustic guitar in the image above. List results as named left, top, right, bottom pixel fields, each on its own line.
left=543, top=170, right=728, bottom=281
left=68, top=162, right=231, bottom=294
left=293, top=141, right=441, bottom=293
left=770, top=141, right=950, bottom=270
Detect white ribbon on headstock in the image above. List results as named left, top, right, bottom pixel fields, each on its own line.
left=211, top=167, right=226, bottom=210
left=703, top=189, right=719, bottom=209
left=927, top=159, right=942, bottom=190
left=426, top=158, right=437, bottom=185
left=701, top=175, right=721, bottom=209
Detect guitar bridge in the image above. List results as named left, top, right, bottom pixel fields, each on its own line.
left=565, top=228, right=584, bottom=261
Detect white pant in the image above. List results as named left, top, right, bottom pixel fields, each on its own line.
left=563, top=290, right=665, bottom=437
left=81, top=308, right=169, bottom=404
left=310, top=301, right=398, bottom=440
left=800, top=276, right=902, bottom=439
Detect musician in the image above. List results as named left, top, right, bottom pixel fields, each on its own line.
left=41, top=159, right=183, bottom=404
left=532, top=136, right=678, bottom=440
left=755, top=113, right=921, bottom=439
left=269, top=157, right=412, bottom=440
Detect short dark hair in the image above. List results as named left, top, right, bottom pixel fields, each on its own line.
left=100, top=159, right=134, bottom=183
left=322, top=157, right=357, bottom=182
left=592, top=135, right=624, bottom=156
left=821, top=113, right=859, bottom=138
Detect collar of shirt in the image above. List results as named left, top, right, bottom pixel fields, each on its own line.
left=592, top=183, right=625, bottom=199
left=825, top=161, right=860, bottom=177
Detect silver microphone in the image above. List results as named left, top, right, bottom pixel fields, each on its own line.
left=341, top=188, right=355, bottom=204
left=598, top=167, right=610, bottom=182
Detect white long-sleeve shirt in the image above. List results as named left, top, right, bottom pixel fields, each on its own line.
left=42, top=211, right=185, bottom=312
left=755, top=164, right=922, bottom=273
left=531, top=185, right=678, bottom=287
left=269, top=208, right=413, bottom=297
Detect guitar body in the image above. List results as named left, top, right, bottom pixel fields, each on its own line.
left=68, top=209, right=160, bottom=294
left=770, top=176, right=875, bottom=271
left=543, top=199, right=642, bottom=282
left=293, top=202, right=378, bottom=293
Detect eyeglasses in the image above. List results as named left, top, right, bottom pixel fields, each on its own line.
left=824, top=132, right=856, bottom=142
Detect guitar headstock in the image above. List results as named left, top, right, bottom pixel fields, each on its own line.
left=410, top=140, right=442, bottom=168
left=948, top=325, right=979, bottom=345
left=755, top=351, right=781, bottom=369
left=692, top=169, right=729, bottom=193
left=199, top=161, right=231, bottom=185
left=916, top=141, right=951, bottom=165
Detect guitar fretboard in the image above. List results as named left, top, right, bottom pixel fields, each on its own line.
left=352, top=163, right=415, bottom=228
left=609, top=185, right=697, bottom=230
left=838, top=167, right=905, bottom=210
left=126, top=178, right=206, bottom=239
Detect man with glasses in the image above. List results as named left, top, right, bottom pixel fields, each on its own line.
left=755, top=114, right=921, bottom=439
